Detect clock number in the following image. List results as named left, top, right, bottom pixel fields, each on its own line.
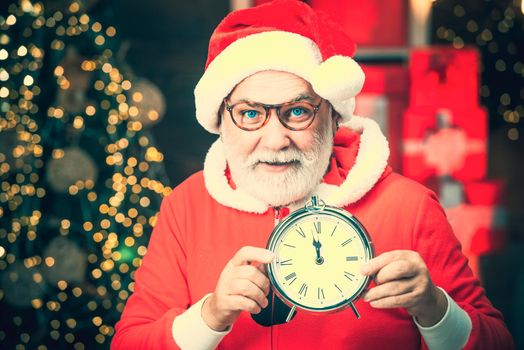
left=346, top=256, right=359, bottom=261
left=279, top=258, right=293, bottom=266
left=314, top=221, right=321, bottom=234
left=285, top=272, right=297, bottom=285
left=334, top=283, right=343, bottom=294
left=318, top=287, right=325, bottom=300
left=341, top=238, right=352, bottom=247
left=331, top=225, right=338, bottom=237
left=296, top=227, right=306, bottom=238
left=283, top=243, right=296, bottom=248
left=299, top=283, right=308, bottom=297
left=344, top=271, right=355, bottom=281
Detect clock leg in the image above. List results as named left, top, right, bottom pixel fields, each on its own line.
left=286, top=305, right=297, bottom=323
left=350, top=302, right=360, bottom=319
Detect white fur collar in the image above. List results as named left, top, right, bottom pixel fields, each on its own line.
left=203, top=116, right=389, bottom=213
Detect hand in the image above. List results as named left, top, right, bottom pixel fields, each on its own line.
left=312, top=233, right=322, bottom=263
left=202, top=246, right=274, bottom=331
left=360, top=250, right=447, bottom=327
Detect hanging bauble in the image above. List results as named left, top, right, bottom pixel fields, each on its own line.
left=42, top=236, right=87, bottom=285
left=46, top=146, right=98, bottom=193
left=57, top=89, right=90, bottom=114
left=128, top=79, right=166, bottom=127
left=0, top=261, right=46, bottom=308
left=57, top=46, right=93, bottom=114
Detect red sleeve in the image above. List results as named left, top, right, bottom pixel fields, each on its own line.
left=413, top=192, right=514, bottom=350
left=111, top=193, right=187, bottom=350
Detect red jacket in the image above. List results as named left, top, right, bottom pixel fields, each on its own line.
left=112, top=118, right=512, bottom=349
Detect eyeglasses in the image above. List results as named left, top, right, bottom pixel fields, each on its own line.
left=223, top=98, right=322, bottom=131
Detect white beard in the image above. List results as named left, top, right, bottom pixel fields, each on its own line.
left=222, top=121, right=334, bottom=207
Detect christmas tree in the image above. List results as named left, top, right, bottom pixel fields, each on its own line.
left=0, top=1, right=171, bottom=348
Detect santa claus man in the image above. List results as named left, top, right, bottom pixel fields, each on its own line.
left=112, top=1, right=513, bottom=349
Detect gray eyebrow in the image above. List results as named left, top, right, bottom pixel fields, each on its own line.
left=293, top=94, right=314, bottom=102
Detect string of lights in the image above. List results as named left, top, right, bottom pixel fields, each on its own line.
left=432, top=1, right=523, bottom=142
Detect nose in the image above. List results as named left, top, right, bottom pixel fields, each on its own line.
left=258, top=108, right=291, bottom=151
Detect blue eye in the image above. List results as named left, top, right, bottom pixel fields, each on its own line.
left=243, top=110, right=259, bottom=119
left=291, top=108, right=304, bottom=117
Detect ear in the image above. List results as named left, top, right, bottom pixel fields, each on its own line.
left=217, top=102, right=226, bottom=130
left=218, top=117, right=224, bottom=142
left=331, top=106, right=342, bottom=135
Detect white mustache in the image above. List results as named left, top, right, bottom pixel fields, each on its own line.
left=245, top=149, right=315, bottom=168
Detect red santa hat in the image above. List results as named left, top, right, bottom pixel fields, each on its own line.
left=194, top=0, right=365, bottom=134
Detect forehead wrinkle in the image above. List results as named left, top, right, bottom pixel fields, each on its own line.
left=229, top=71, right=319, bottom=105
left=232, top=93, right=314, bottom=105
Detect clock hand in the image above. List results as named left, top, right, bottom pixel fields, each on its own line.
left=312, top=233, right=324, bottom=264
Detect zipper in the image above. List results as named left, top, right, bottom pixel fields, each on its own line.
left=271, top=207, right=279, bottom=350
left=273, top=206, right=290, bottom=225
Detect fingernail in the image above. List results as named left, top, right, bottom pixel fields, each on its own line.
left=360, top=264, right=369, bottom=275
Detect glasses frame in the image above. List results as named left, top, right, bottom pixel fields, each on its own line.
left=223, top=98, right=322, bottom=131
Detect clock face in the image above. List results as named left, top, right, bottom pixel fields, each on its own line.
left=267, top=207, right=373, bottom=313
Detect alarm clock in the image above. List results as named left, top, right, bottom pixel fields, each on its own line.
left=266, top=196, right=374, bottom=321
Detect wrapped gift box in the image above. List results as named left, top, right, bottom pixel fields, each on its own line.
left=442, top=179, right=506, bottom=279
left=409, top=47, right=480, bottom=109
left=309, top=0, right=407, bottom=47
left=402, top=106, right=487, bottom=182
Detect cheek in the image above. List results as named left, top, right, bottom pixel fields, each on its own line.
left=235, top=135, right=259, bottom=159
left=291, top=117, right=331, bottom=152
left=289, top=132, right=316, bottom=152
left=222, top=122, right=260, bottom=159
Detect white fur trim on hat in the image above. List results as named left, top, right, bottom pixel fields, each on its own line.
left=311, top=55, right=365, bottom=122
left=194, top=31, right=365, bottom=135
left=203, top=116, right=389, bottom=213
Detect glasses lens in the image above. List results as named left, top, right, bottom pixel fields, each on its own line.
left=280, top=102, right=316, bottom=129
left=231, top=102, right=267, bottom=130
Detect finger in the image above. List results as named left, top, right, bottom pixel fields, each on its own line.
left=227, top=295, right=263, bottom=314
left=362, top=280, right=415, bottom=302
left=368, top=292, right=417, bottom=310
left=360, top=250, right=413, bottom=276
left=256, top=262, right=269, bottom=274
left=374, top=259, right=418, bottom=285
left=231, top=246, right=275, bottom=266
left=229, top=279, right=269, bottom=308
left=235, top=265, right=271, bottom=295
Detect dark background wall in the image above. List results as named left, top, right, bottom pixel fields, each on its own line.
left=111, top=0, right=229, bottom=186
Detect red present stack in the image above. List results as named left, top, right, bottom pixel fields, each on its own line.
left=402, top=47, right=487, bottom=182
left=402, top=48, right=505, bottom=279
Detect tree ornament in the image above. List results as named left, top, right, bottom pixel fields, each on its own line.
left=46, top=146, right=98, bottom=193
left=128, top=79, right=166, bottom=127
left=42, top=236, right=87, bottom=285
left=0, top=262, right=46, bottom=308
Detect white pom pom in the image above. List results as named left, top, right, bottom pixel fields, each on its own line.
left=311, top=55, right=365, bottom=101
